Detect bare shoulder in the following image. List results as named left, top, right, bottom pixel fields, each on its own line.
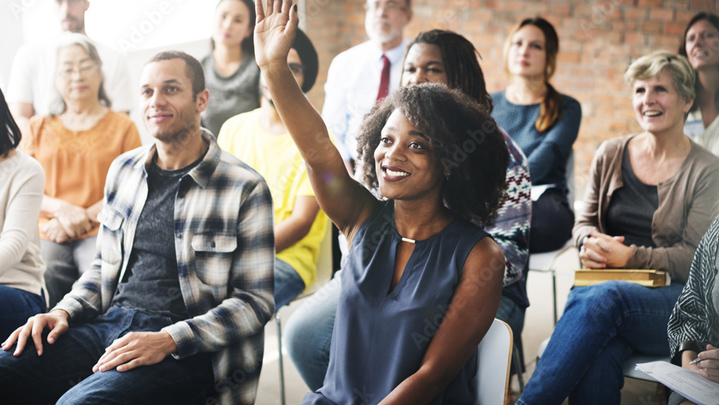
left=463, top=236, right=506, bottom=280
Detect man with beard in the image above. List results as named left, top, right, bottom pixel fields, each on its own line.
left=7, top=0, right=133, bottom=134
left=321, top=0, right=412, bottom=168
left=0, top=51, right=275, bottom=405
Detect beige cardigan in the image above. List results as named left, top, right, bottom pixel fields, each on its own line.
left=573, top=134, right=719, bottom=283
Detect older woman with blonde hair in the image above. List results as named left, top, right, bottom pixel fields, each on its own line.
left=517, top=51, right=719, bottom=405
left=23, top=33, right=141, bottom=307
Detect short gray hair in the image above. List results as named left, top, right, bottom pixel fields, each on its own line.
left=624, top=50, right=696, bottom=101
left=49, top=32, right=111, bottom=116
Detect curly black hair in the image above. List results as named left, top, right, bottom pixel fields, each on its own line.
left=356, top=83, right=508, bottom=227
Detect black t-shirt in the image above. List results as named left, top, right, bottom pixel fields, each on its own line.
left=605, top=146, right=658, bottom=248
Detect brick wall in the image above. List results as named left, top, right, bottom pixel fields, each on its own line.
left=300, top=0, right=718, bottom=198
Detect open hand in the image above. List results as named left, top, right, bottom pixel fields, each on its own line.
left=254, top=0, right=298, bottom=71
left=93, top=331, right=177, bottom=373
left=1, top=310, right=70, bottom=356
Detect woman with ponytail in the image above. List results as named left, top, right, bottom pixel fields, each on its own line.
left=492, top=17, right=581, bottom=253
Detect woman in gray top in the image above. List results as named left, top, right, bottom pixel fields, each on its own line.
left=201, top=0, right=260, bottom=136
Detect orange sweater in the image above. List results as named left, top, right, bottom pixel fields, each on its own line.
left=25, top=111, right=141, bottom=240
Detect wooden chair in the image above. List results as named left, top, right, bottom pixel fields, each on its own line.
left=475, top=319, right=514, bottom=405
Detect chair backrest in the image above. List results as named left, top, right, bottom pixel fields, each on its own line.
left=301, top=222, right=333, bottom=297
left=475, top=319, right=513, bottom=405
left=566, top=150, right=575, bottom=210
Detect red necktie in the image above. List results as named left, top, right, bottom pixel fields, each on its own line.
left=376, top=54, right=390, bottom=102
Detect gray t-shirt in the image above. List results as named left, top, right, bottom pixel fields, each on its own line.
left=111, top=156, right=203, bottom=321
left=201, top=51, right=260, bottom=137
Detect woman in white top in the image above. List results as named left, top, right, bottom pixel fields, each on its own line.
left=680, top=12, right=719, bottom=156
left=0, top=88, right=46, bottom=342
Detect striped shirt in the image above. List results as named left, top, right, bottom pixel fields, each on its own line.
left=55, top=130, right=275, bottom=405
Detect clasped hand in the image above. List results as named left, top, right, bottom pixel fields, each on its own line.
left=579, top=229, right=634, bottom=269
left=43, top=202, right=94, bottom=243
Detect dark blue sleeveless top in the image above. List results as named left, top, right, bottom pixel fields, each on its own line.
left=303, top=201, right=489, bottom=404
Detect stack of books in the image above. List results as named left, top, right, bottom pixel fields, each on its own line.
left=573, top=269, right=670, bottom=287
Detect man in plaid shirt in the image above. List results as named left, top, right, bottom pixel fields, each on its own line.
left=0, top=51, right=275, bottom=405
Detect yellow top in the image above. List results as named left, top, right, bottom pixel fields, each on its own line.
left=217, top=109, right=329, bottom=289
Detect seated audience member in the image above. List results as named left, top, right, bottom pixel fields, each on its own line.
left=680, top=11, right=719, bottom=156
left=7, top=0, right=132, bottom=135
left=517, top=51, right=719, bottom=405
left=322, top=0, right=412, bottom=166
left=667, top=215, right=719, bottom=405
left=0, top=88, right=46, bottom=342
left=22, top=33, right=141, bottom=307
left=0, top=51, right=275, bottom=405
left=283, top=29, right=532, bottom=391
left=256, top=2, right=508, bottom=403
left=201, top=0, right=261, bottom=136
left=218, top=28, right=328, bottom=309
left=492, top=17, right=581, bottom=253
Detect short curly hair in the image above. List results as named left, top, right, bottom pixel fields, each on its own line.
left=356, top=83, right=508, bottom=227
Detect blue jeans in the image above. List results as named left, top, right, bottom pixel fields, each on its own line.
left=275, top=257, right=306, bottom=309
left=0, top=286, right=46, bottom=342
left=517, top=281, right=683, bottom=405
left=41, top=236, right=97, bottom=308
left=0, top=307, right=214, bottom=404
left=284, top=270, right=527, bottom=391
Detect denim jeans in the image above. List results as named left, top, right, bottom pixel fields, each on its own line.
left=517, top=281, right=683, bottom=405
left=284, top=270, right=528, bottom=391
left=274, top=257, right=306, bottom=309
left=41, top=236, right=97, bottom=307
left=0, top=307, right=214, bottom=405
left=0, top=286, right=46, bottom=342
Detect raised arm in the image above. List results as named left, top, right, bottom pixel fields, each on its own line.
left=253, top=0, right=378, bottom=238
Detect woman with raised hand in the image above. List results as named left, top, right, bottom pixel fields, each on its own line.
left=201, top=0, right=261, bottom=136
left=0, top=88, right=46, bottom=342
left=492, top=16, right=581, bottom=253
left=680, top=11, right=719, bottom=156
left=517, top=51, right=719, bottom=405
left=23, top=33, right=141, bottom=307
left=284, top=29, right=532, bottom=392
left=255, top=1, right=509, bottom=403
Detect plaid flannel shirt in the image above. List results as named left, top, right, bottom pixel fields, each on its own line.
left=55, top=130, right=275, bottom=405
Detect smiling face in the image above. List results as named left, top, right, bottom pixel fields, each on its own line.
left=633, top=70, right=693, bottom=136
left=507, top=24, right=547, bottom=80
left=212, top=0, right=252, bottom=48
left=55, top=0, right=89, bottom=33
left=364, top=0, right=412, bottom=48
left=401, top=43, right=448, bottom=87
left=373, top=109, right=444, bottom=201
left=685, top=18, right=719, bottom=71
left=140, top=59, right=208, bottom=143
left=55, top=44, right=102, bottom=105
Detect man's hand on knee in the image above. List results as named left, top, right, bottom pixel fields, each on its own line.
left=1, top=309, right=70, bottom=356
left=93, top=331, right=177, bottom=373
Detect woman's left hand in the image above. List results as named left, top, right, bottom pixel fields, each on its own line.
left=696, top=344, right=719, bottom=383
left=42, top=218, right=71, bottom=244
left=580, top=229, right=634, bottom=268
left=254, top=0, right=298, bottom=71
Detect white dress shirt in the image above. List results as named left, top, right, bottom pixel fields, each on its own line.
left=322, top=39, right=408, bottom=161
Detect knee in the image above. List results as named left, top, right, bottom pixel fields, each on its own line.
left=565, top=282, right=627, bottom=319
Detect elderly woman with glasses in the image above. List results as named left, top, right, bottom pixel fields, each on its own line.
left=22, top=33, right=141, bottom=308
left=517, top=51, right=719, bottom=405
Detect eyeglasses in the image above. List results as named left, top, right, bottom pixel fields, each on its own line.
left=57, top=63, right=98, bottom=79
left=364, top=1, right=407, bottom=13
left=289, top=63, right=305, bottom=76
